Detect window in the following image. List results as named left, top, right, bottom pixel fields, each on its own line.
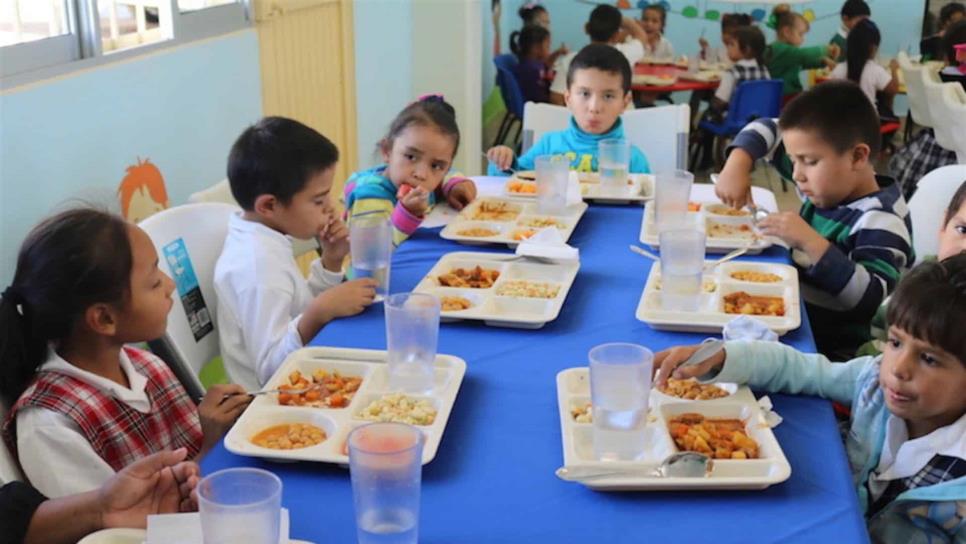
left=98, top=1, right=170, bottom=53
left=0, top=0, right=78, bottom=76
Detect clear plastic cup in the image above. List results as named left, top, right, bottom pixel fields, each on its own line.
left=198, top=468, right=282, bottom=544
left=598, top=139, right=630, bottom=194
left=349, top=422, right=424, bottom=544
left=385, top=293, right=439, bottom=393
left=535, top=154, right=569, bottom=215
left=350, top=215, right=393, bottom=302
left=589, top=343, right=653, bottom=461
left=655, top=169, right=695, bottom=232
left=659, top=228, right=707, bottom=312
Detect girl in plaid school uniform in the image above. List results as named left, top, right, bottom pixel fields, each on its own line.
left=0, top=209, right=251, bottom=498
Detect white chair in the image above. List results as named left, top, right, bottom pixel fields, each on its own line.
left=921, top=72, right=959, bottom=154
left=907, top=165, right=966, bottom=262
left=139, top=202, right=239, bottom=400
left=899, top=53, right=933, bottom=129
left=521, top=102, right=569, bottom=153
left=934, top=82, right=966, bottom=163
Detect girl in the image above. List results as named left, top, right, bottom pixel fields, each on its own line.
left=921, top=2, right=965, bottom=61
left=517, top=2, right=567, bottom=65
left=640, top=4, right=674, bottom=60
left=829, top=19, right=899, bottom=114
left=712, top=25, right=771, bottom=110
left=343, top=95, right=477, bottom=248
left=0, top=209, right=249, bottom=498
left=698, top=13, right=752, bottom=67
left=829, top=0, right=871, bottom=62
left=510, top=24, right=552, bottom=104
left=766, top=6, right=839, bottom=98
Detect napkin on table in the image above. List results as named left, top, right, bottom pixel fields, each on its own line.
left=515, top=227, right=579, bottom=263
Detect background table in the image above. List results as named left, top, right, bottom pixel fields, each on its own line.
left=203, top=182, right=870, bottom=544
left=633, top=63, right=720, bottom=93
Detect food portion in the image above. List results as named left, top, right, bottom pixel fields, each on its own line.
left=687, top=202, right=702, bottom=212
left=456, top=227, right=499, bottom=238
left=511, top=229, right=538, bottom=241
left=507, top=179, right=537, bottom=194
left=657, top=379, right=730, bottom=400
left=518, top=217, right=565, bottom=229
left=654, top=278, right=717, bottom=293
left=466, top=200, right=521, bottom=221
left=251, top=423, right=327, bottom=450
left=668, top=413, right=760, bottom=459
left=277, top=369, right=362, bottom=408
left=440, top=295, right=473, bottom=312
left=707, top=221, right=755, bottom=239
left=729, top=271, right=783, bottom=283
left=705, top=204, right=751, bottom=217
left=495, top=280, right=561, bottom=299
left=571, top=402, right=592, bottom=423
left=723, top=291, right=785, bottom=316
left=437, top=266, right=500, bottom=289
left=356, top=393, right=437, bottom=426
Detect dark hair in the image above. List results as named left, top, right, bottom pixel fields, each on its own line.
left=510, top=24, right=550, bottom=60
left=643, top=4, right=667, bottom=32
left=779, top=80, right=881, bottom=157
left=840, top=0, right=871, bottom=18
left=886, top=252, right=966, bottom=366
left=945, top=181, right=966, bottom=226
left=845, top=19, right=880, bottom=83
left=940, top=3, right=966, bottom=29
left=587, top=4, right=622, bottom=42
left=0, top=208, right=133, bottom=402
left=943, top=20, right=966, bottom=63
left=518, top=3, right=547, bottom=25
left=566, top=43, right=632, bottom=93
left=733, top=25, right=767, bottom=66
left=774, top=6, right=805, bottom=32
left=381, top=95, right=460, bottom=157
left=227, top=117, right=339, bottom=211
left=721, top=13, right=752, bottom=34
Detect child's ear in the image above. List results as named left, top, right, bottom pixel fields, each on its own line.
left=253, top=194, right=279, bottom=217
left=564, top=88, right=572, bottom=108
left=85, top=303, right=118, bottom=336
left=851, top=143, right=872, bottom=168
left=378, top=139, right=392, bottom=162
left=623, top=90, right=632, bottom=110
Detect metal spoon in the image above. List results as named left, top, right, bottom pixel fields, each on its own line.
left=556, top=452, right=713, bottom=481
left=705, top=246, right=750, bottom=269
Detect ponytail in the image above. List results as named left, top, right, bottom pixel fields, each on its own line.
left=846, top=19, right=880, bottom=84
left=509, top=24, right=550, bottom=60
left=509, top=30, right=522, bottom=57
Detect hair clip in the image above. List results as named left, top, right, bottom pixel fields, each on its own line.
left=522, top=2, right=538, bottom=10
left=416, top=93, right=445, bottom=104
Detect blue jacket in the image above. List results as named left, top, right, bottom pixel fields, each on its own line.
left=488, top=117, right=651, bottom=175
left=715, top=341, right=966, bottom=543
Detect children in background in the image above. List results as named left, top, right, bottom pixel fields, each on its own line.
left=640, top=3, right=674, bottom=59
left=549, top=5, right=647, bottom=105
left=517, top=3, right=568, bottom=67
left=216, top=117, right=378, bottom=391
left=488, top=44, right=650, bottom=174
left=921, top=3, right=965, bottom=61
left=699, top=13, right=753, bottom=67
left=344, top=96, right=476, bottom=247
left=829, top=19, right=899, bottom=115
left=655, top=253, right=966, bottom=544
left=510, top=24, right=552, bottom=104
left=766, top=7, right=840, bottom=98
left=716, top=82, right=914, bottom=359
left=0, top=209, right=249, bottom=498
left=830, top=0, right=871, bottom=62
left=712, top=26, right=771, bottom=110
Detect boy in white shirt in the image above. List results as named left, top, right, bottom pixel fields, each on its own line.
left=215, top=117, right=378, bottom=390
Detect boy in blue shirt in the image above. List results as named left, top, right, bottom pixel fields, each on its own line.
left=486, top=43, right=650, bottom=174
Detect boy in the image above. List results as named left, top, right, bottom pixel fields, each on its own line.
left=829, top=0, right=871, bottom=62
left=654, top=253, right=966, bottom=544
left=215, top=117, right=377, bottom=390
left=766, top=8, right=839, bottom=98
left=487, top=44, right=650, bottom=174
left=717, top=82, right=914, bottom=359
left=548, top=4, right=647, bottom=106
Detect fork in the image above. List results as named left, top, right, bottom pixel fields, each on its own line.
left=503, top=254, right=558, bottom=264
left=222, top=384, right=320, bottom=401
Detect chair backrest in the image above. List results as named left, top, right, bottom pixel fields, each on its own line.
left=907, top=164, right=966, bottom=262
left=494, top=57, right=525, bottom=119
left=521, top=102, right=570, bottom=153
left=622, top=104, right=691, bottom=172
left=188, top=178, right=234, bottom=205
left=139, top=202, right=239, bottom=399
left=937, top=81, right=966, bottom=163
left=493, top=53, right=519, bottom=73
left=922, top=74, right=960, bottom=152
left=902, top=61, right=933, bottom=128
left=724, top=80, right=784, bottom=134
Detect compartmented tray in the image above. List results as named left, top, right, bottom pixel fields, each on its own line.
left=224, top=347, right=466, bottom=465
left=440, top=197, right=588, bottom=248
left=635, top=260, right=801, bottom=335
left=639, top=200, right=774, bottom=254
left=412, top=251, right=580, bottom=329
left=556, top=367, right=792, bottom=491
left=503, top=171, right=654, bottom=204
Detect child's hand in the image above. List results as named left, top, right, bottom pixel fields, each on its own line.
left=757, top=211, right=830, bottom=261
left=317, top=278, right=378, bottom=320
left=653, top=344, right=727, bottom=386
left=197, top=384, right=251, bottom=457
left=889, top=58, right=900, bottom=72
left=318, top=215, right=349, bottom=272
left=400, top=186, right=430, bottom=217
left=827, top=43, right=841, bottom=60
left=486, top=145, right=515, bottom=171
left=555, top=43, right=569, bottom=56
left=698, top=37, right=709, bottom=51
left=446, top=180, right=477, bottom=211
left=714, top=148, right=755, bottom=209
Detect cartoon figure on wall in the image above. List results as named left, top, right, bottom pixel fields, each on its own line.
left=118, top=158, right=169, bottom=223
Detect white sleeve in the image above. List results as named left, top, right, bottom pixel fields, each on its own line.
left=661, top=38, right=674, bottom=59
left=617, top=40, right=645, bottom=66
left=17, top=408, right=116, bottom=498
left=307, top=260, right=344, bottom=296
left=829, top=63, right=846, bottom=79
left=714, top=71, right=736, bottom=103
left=234, top=284, right=305, bottom=386
left=870, top=64, right=892, bottom=91
left=549, top=54, right=571, bottom=95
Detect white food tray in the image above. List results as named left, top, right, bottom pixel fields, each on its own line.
left=679, top=70, right=721, bottom=82
left=412, top=251, right=580, bottom=329
left=503, top=171, right=654, bottom=204
left=224, top=347, right=466, bottom=465
left=556, top=367, right=792, bottom=491
left=440, top=197, right=587, bottom=248
left=635, top=260, right=801, bottom=335
left=639, top=200, right=774, bottom=254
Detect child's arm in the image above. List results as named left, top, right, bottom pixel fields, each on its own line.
left=882, top=59, right=901, bottom=97
left=795, top=44, right=836, bottom=69
left=308, top=213, right=348, bottom=296
left=437, top=172, right=477, bottom=211
left=621, top=16, right=648, bottom=50
left=347, top=194, right=423, bottom=248
left=715, top=117, right=781, bottom=208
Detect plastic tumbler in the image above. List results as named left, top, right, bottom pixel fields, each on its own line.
left=598, top=139, right=630, bottom=194
left=589, top=343, right=653, bottom=461
left=199, top=468, right=282, bottom=544
left=659, top=228, right=707, bottom=312
left=385, top=292, right=440, bottom=393
left=349, top=422, right=424, bottom=544
left=350, top=215, right=393, bottom=302
left=535, top=154, right=569, bottom=214
left=654, top=169, right=695, bottom=231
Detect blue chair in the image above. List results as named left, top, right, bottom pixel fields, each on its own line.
left=493, top=54, right=525, bottom=147
left=698, top=79, right=783, bottom=137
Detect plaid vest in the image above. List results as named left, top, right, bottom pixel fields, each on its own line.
left=730, top=62, right=771, bottom=85
left=3, top=347, right=202, bottom=471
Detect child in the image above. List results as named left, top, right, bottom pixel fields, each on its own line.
left=0, top=209, right=250, bottom=498
left=829, top=19, right=899, bottom=114
left=510, top=24, right=552, bottom=104
left=488, top=44, right=651, bottom=174
left=698, top=13, right=753, bottom=67
left=216, top=117, right=379, bottom=391
left=640, top=3, right=674, bottom=60
left=716, top=82, right=914, bottom=359
left=921, top=2, right=965, bottom=61
left=517, top=3, right=568, bottom=67
left=548, top=5, right=647, bottom=105
left=830, top=0, right=871, bottom=62
left=654, top=252, right=966, bottom=544
left=712, top=25, right=771, bottom=111
left=344, top=96, right=476, bottom=248
left=766, top=6, right=840, bottom=98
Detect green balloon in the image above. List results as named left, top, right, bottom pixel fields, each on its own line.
left=704, top=10, right=720, bottom=21
left=682, top=6, right=698, bottom=18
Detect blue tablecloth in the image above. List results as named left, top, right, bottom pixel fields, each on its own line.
left=202, top=203, right=870, bottom=543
